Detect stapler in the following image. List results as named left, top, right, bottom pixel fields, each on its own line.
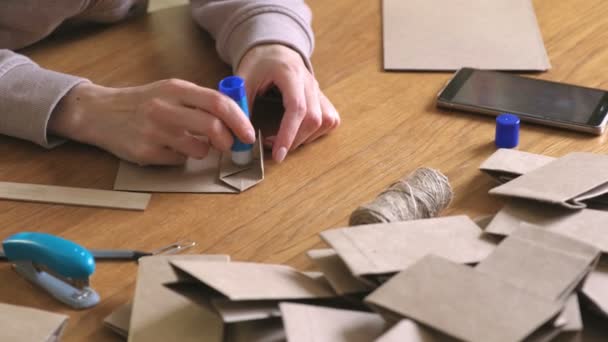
left=2, top=232, right=99, bottom=310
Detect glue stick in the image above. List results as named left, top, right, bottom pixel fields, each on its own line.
left=218, top=76, right=253, bottom=166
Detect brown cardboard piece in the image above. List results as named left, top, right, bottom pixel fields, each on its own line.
left=280, top=303, right=387, bottom=342
left=224, top=318, right=285, bottom=342
left=365, top=255, right=562, bottom=342
left=0, top=181, right=150, bottom=210
left=559, top=295, right=583, bottom=332
left=104, top=302, right=132, bottom=338
left=114, top=135, right=263, bottom=193
left=211, top=299, right=281, bottom=323
left=0, top=303, right=68, bottom=342
left=479, top=150, right=608, bottom=317
left=582, top=258, right=608, bottom=317
left=475, top=225, right=600, bottom=302
left=374, top=320, right=450, bottom=342
left=485, top=200, right=608, bottom=253
left=169, top=261, right=335, bottom=301
left=489, top=152, right=608, bottom=209
left=320, top=215, right=495, bottom=277
left=382, top=0, right=550, bottom=71
left=306, top=249, right=373, bottom=295
left=128, top=254, right=230, bottom=342
left=480, top=149, right=554, bottom=183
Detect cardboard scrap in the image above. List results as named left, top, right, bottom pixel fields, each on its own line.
left=480, top=149, right=554, bottom=183
left=0, top=181, right=150, bottom=210
left=114, top=134, right=264, bottom=193
left=382, top=0, right=550, bottom=71
left=485, top=200, right=608, bottom=253
left=169, top=261, right=335, bottom=301
left=374, top=320, right=451, bottom=342
left=559, top=295, right=583, bottom=332
left=490, top=153, right=608, bottom=209
left=0, top=303, right=68, bottom=342
left=224, top=318, right=285, bottom=342
left=128, top=255, right=229, bottom=342
left=306, top=249, right=373, bottom=295
left=211, top=299, right=281, bottom=323
left=582, top=258, right=608, bottom=317
left=365, top=255, right=562, bottom=342
left=320, top=215, right=495, bottom=277
left=476, top=225, right=600, bottom=302
left=280, top=303, right=387, bottom=342
left=104, top=302, right=132, bottom=338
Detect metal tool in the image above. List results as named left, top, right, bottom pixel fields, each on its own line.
left=86, top=240, right=197, bottom=261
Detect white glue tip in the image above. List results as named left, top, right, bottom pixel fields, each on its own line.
left=232, top=150, right=253, bottom=166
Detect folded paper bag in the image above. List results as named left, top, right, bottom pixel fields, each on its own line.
left=485, top=200, right=608, bottom=253
left=306, top=249, right=373, bottom=295
left=480, top=149, right=555, bottom=183
left=489, top=152, right=608, bottom=209
left=320, top=215, right=495, bottom=278
left=169, top=261, right=336, bottom=301
left=476, top=224, right=600, bottom=302
left=365, top=255, right=562, bottom=342
left=129, top=255, right=230, bottom=342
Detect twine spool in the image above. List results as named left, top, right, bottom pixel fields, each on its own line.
left=349, top=167, right=453, bottom=226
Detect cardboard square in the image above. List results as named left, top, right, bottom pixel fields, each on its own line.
left=321, top=216, right=495, bottom=277
left=280, top=303, right=387, bottom=342
left=0, top=303, right=68, bottom=342
left=383, top=0, right=550, bottom=70
left=365, top=255, right=561, bottom=342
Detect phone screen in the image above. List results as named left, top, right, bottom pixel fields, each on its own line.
left=444, top=69, right=608, bottom=126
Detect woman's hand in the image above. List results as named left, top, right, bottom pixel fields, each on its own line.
left=49, top=79, right=256, bottom=165
left=237, top=44, right=340, bottom=163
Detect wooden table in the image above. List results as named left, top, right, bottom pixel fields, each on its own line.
left=2, top=1, right=608, bottom=340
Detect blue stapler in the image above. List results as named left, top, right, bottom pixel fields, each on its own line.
left=2, top=232, right=99, bottom=310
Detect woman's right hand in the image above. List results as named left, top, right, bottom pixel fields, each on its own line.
left=49, top=79, right=256, bottom=165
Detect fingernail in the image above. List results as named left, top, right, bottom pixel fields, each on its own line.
left=276, top=147, right=287, bottom=163
left=247, top=130, right=256, bottom=143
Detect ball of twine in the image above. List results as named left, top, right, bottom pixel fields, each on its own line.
left=349, top=167, right=453, bottom=226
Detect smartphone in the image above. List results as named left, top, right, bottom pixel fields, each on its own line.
left=436, top=68, right=608, bottom=134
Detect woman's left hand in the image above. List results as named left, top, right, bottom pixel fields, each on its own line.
left=236, top=44, right=340, bottom=163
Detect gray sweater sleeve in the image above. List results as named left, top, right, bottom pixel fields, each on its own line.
left=190, top=0, right=314, bottom=70
left=0, top=49, right=89, bottom=147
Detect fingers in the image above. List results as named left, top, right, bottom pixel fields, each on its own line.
left=291, top=79, right=322, bottom=149
left=271, top=69, right=307, bottom=162
left=143, top=100, right=234, bottom=153
left=159, top=79, right=255, bottom=145
left=145, top=148, right=188, bottom=166
left=305, top=91, right=341, bottom=144
left=129, top=144, right=187, bottom=166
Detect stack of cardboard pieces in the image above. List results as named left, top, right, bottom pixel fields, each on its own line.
left=102, top=150, right=608, bottom=341
left=481, top=149, right=608, bottom=318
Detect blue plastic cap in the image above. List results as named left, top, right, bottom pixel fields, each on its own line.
left=219, top=76, right=246, bottom=101
left=495, top=113, right=520, bottom=149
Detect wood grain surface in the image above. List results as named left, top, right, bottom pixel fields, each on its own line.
left=1, top=1, right=608, bottom=340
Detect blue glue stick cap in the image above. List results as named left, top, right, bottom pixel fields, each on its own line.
left=495, top=113, right=520, bottom=149
left=219, top=76, right=246, bottom=100
left=218, top=76, right=253, bottom=166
